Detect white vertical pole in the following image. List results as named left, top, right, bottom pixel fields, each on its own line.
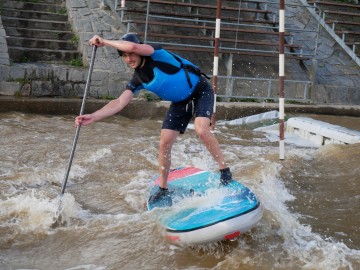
left=211, top=0, right=221, bottom=129
left=144, top=0, right=150, bottom=42
left=279, top=0, right=285, bottom=160
left=120, top=0, right=125, bottom=21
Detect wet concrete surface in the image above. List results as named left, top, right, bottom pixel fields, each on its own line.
left=0, top=96, right=359, bottom=120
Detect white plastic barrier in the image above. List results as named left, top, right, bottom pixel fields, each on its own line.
left=286, top=117, right=360, bottom=145
left=218, top=110, right=279, bottom=126
left=254, top=117, right=360, bottom=146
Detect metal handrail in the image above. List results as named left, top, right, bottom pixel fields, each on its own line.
left=118, top=0, right=318, bottom=59
left=299, top=0, right=360, bottom=66
left=145, top=41, right=314, bottom=57
left=215, top=75, right=312, bottom=102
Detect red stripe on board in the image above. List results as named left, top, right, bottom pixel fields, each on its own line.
left=167, top=235, right=180, bottom=242
left=224, top=231, right=240, bottom=240
left=154, top=167, right=203, bottom=185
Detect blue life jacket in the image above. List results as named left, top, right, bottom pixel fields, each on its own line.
left=132, top=49, right=208, bottom=102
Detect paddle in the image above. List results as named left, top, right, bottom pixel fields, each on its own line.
left=53, top=44, right=97, bottom=223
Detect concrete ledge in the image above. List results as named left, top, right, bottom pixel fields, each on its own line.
left=0, top=96, right=360, bottom=120
left=287, top=117, right=360, bottom=145
left=218, top=110, right=279, bottom=126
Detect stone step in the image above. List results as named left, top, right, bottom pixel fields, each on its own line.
left=6, top=36, right=78, bottom=51
left=2, top=16, right=70, bottom=31
left=2, top=0, right=80, bottom=64
left=8, top=46, right=81, bottom=63
left=11, top=0, right=64, bottom=4
left=4, top=27, right=75, bottom=41
left=2, top=8, right=68, bottom=21
left=3, top=0, right=65, bottom=13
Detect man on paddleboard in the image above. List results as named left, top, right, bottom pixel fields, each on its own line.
left=75, top=33, right=233, bottom=202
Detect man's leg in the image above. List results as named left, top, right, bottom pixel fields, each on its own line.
left=158, top=128, right=180, bottom=189
left=194, top=116, right=233, bottom=184
left=194, top=116, right=227, bottom=169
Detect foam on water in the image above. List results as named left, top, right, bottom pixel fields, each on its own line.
left=255, top=162, right=360, bottom=269
left=64, top=265, right=107, bottom=270
left=84, top=148, right=112, bottom=163
left=0, top=189, right=91, bottom=234
left=168, top=187, right=228, bottom=215
left=0, top=190, right=56, bottom=232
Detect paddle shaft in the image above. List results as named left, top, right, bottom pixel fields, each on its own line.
left=59, top=45, right=97, bottom=196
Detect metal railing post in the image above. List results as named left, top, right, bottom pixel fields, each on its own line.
left=144, top=0, right=151, bottom=42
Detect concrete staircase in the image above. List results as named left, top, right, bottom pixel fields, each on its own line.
left=1, top=0, right=81, bottom=63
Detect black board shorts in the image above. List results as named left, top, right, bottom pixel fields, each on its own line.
left=162, top=77, right=214, bottom=134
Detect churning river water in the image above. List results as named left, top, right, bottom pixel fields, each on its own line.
left=0, top=111, right=359, bottom=270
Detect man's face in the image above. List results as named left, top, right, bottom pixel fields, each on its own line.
left=122, top=52, right=141, bottom=69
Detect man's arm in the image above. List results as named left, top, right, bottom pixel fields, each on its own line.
left=88, top=35, right=154, bottom=56
left=75, top=90, right=134, bottom=126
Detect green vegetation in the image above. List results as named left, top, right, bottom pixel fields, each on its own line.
left=18, top=55, right=32, bottom=63
left=70, top=35, right=80, bottom=46
left=68, top=57, right=83, bottom=67
left=228, top=97, right=261, bottom=103
left=58, top=6, right=67, bottom=15
left=19, top=0, right=42, bottom=3
left=46, top=6, right=67, bottom=14
left=101, top=94, right=116, bottom=100
left=216, top=96, right=257, bottom=102
left=142, top=92, right=159, bottom=101
left=14, top=91, right=21, bottom=97
left=264, top=99, right=276, bottom=103
left=286, top=99, right=307, bottom=104
left=14, top=78, right=31, bottom=84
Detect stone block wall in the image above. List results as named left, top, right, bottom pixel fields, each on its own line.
left=0, top=17, right=10, bottom=66
left=0, top=1, right=131, bottom=99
